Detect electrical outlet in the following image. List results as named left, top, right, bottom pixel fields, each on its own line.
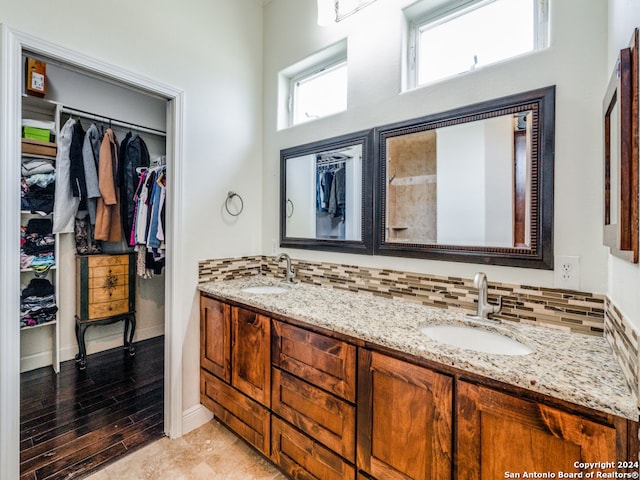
left=554, top=255, right=580, bottom=291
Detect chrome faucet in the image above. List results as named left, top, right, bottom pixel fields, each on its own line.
left=277, top=253, right=296, bottom=284
left=469, top=272, right=502, bottom=322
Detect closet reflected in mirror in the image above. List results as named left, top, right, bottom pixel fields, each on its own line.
left=280, top=130, right=373, bottom=254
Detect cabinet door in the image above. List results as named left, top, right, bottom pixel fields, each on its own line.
left=232, top=307, right=271, bottom=407
left=457, top=381, right=626, bottom=479
left=357, top=350, right=453, bottom=480
left=201, top=369, right=270, bottom=456
left=200, top=296, right=231, bottom=382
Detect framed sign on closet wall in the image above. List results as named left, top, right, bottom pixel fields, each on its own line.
left=0, top=25, right=185, bottom=480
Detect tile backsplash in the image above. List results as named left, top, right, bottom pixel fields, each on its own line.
left=199, top=255, right=605, bottom=335
left=198, top=255, right=638, bottom=399
left=605, top=298, right=639, bottom=398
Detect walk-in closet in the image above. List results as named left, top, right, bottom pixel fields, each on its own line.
left=19, top=51, right=168, bottom=479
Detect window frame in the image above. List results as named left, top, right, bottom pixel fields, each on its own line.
left=289, top=55, right=348, bottom=127
left=405, top=0, right=549, bottom=90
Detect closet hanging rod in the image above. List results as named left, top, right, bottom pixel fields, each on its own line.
left=316, top=158, right=347, bottom=167
left=60, top=106, right=167, bottom=137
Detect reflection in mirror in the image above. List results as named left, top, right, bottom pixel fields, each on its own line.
left=280, top=130, right=373, bottom=254
left=385, top=112, right=532, bottom=248
left=376, top=86, right=555, bottom=269
left=286, top=145, right=362, bottom=240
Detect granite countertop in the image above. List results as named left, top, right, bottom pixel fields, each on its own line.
left=199, top=276, right=639, bottom=421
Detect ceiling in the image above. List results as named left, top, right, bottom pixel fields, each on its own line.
left=254, top=0, right=273, bottom=5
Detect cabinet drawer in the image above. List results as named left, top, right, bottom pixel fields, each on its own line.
left=272, top=368, right=355, bottom=462
left=88, top=299, right=129, bottom=319
left=200, top=369, right=270, bottom=456
left=87, top=254, right=129, bottom=268
left=272, top=417, right=355, bottom=480
left=89, top=284, right=128, bottom=304
left=88, top=274, right=128, bottom=291
left=272, top=321, right=356, bottom=402
left=90, top=264, right=128, bottom=278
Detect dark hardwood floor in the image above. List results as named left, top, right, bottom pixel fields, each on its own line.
left=20, top=336, right=165, bottom=480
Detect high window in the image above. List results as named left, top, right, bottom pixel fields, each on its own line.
left=291, top=59, right=348, bottom=126
left=405, top=0, right=549, bottom=88
left=279, top=40, right=348, bottom=129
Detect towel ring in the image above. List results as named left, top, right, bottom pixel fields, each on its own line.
left=225, top=191, right=244, bottom=216
left=286, top=198, right=294, bottom=218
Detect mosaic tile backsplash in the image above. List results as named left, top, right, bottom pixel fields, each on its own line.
left=199, top=256, right=605, bottom=335
left=198, top=255, right=638, bottom=398
left=605, top=298, right=640, bottom=397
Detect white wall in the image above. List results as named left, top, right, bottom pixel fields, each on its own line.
left=286, top=153, right=316, bottom=237
left=437, top=122, right=486, bottom=246
left=484, top=115, right=515, bottom=247
left=608, top=0, right=640, bottom=328
left=1, top=0, right=264, bottom=430
left=262, top=0, right=609, bottom=290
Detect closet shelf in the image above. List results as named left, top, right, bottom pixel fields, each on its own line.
left=21, top=266, right=56, bottom=273
left=22, top=138, right=57, bottom=157
left=21, top=211, right=53, bottom=216
left=21, top=320, right=57, bottom=331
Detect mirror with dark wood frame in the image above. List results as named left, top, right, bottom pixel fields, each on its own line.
left=374, top=86, right=556, bottom=269
left=603, top=29, right=639, bottom=264
left=280, top=130, right=374, bottom=254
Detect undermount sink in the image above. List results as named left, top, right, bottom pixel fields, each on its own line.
left=241, top=285, right=290, bottom=295
left=420, top=325, right=534, bottom=356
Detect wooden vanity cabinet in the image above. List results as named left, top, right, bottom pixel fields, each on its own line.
left=271, top=320, right=358, bottom=480
left=200, top=294, right=638, bottom=480
left=357, top=349, right=453, bottom=480
left=199, top=295, right=271, bottom=455
left=457, top=381, right=630, bottom=479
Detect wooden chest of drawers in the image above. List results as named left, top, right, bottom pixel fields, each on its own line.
left=75, top=254, right=136, bottom=369
left=76, top=254, right=135, bottom=320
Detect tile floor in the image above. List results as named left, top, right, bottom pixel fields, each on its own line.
left=85, top=420, right=286, bottom=480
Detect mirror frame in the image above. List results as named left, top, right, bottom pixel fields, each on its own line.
left=374, top=86, right=556, bottom=269
left=280, top=129, right=374, bottom=254
left=603, top=30, right=639, bottom=263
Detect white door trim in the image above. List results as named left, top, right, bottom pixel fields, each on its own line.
left=0, top=25, right=184, bottom=479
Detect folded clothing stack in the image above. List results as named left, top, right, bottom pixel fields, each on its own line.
left=20, top=278, right=57, bottom=328
left=21, top=218, right=55, bottom=270
left=22, top=156, right=55, bottom=214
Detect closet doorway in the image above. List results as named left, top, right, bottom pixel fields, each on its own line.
left=0, top=27, right=184, bottom=480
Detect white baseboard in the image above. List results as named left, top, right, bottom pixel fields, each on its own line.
left=58, top=324, right=165, bottom=363
left=182, top=404, right=213, bottom=435
left=20, top=324, right=165, bottom=372
left=19, top=351, right=53, bottom=373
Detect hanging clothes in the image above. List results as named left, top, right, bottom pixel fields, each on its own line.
left=69, top=121, right=87, bottom=210
left=131, top=163, right=166, bottom=278
left=81, top=123, right=102, bottom=225
left=120, top=134, right=150, bottom=244
left=94, top=128, right=122, bottom=242
left=328, top=165, right=346, bottom=218
left=52, top=118, right=80, bottom=234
